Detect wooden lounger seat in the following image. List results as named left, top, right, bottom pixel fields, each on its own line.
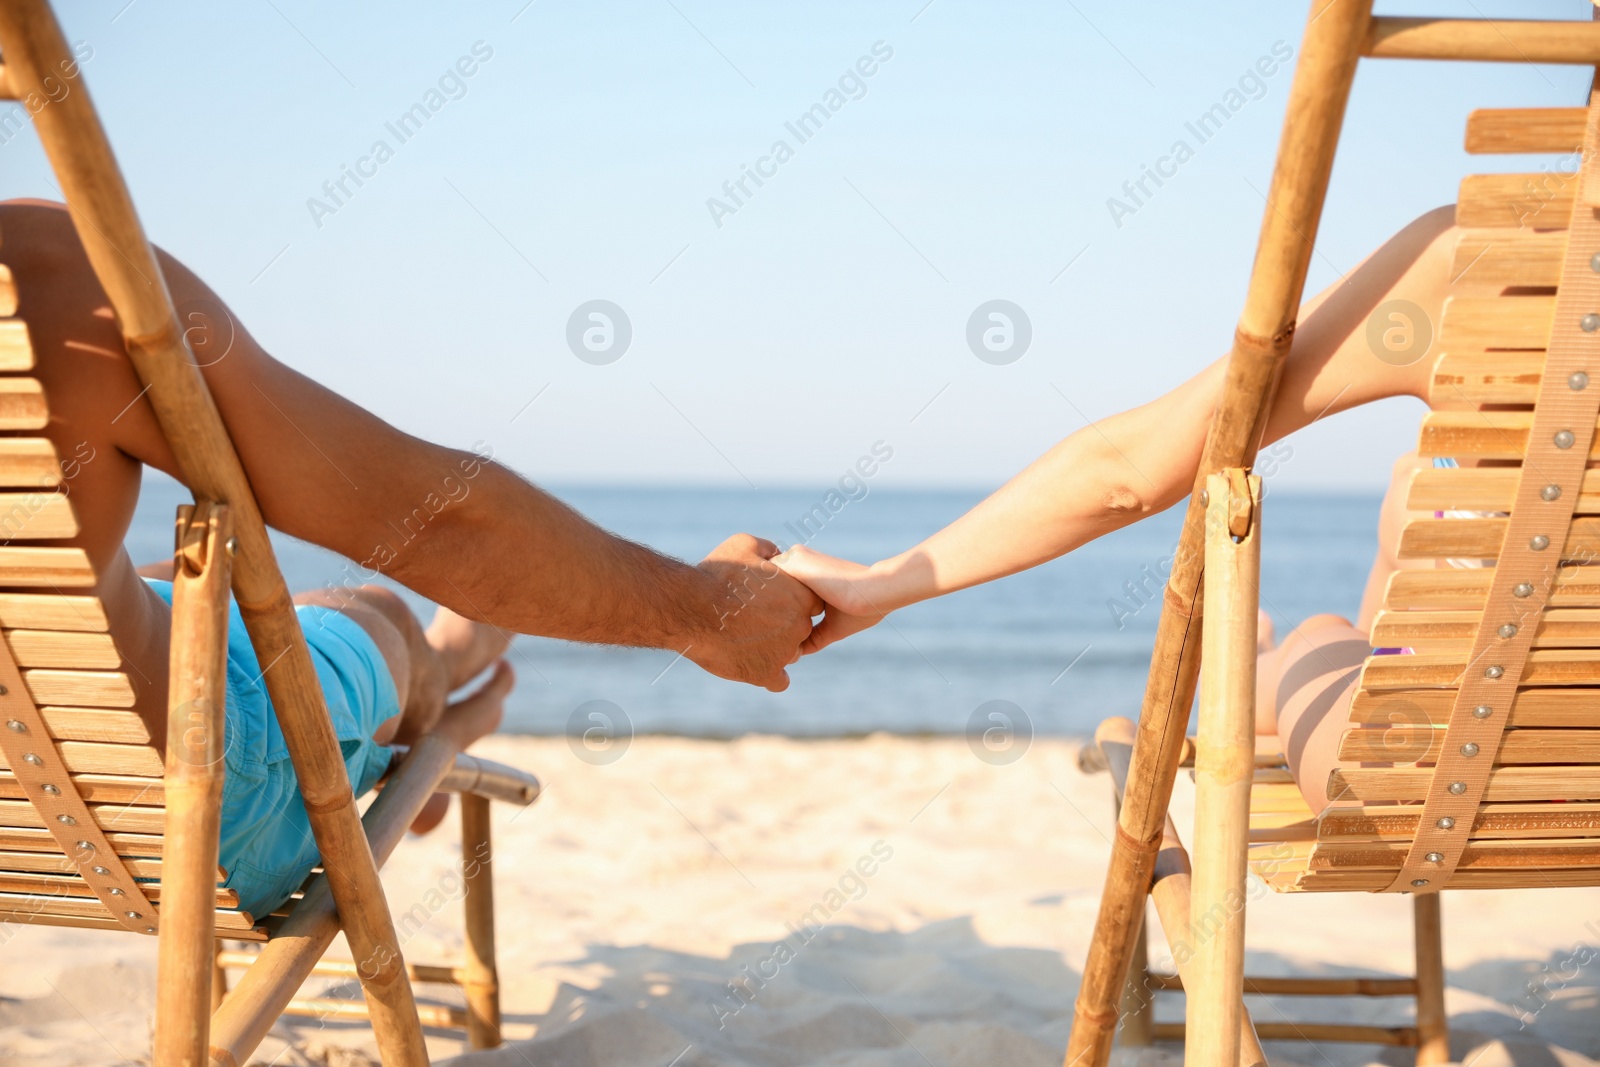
left=0, top=4, right=544, bottom=1063
left=1073, top=10, right=1600, bottom=1066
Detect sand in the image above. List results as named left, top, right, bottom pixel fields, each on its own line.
left=0, top=735, right=1597, bottom=1066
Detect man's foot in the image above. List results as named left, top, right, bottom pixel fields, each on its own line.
left=426, top=606, right=513, bottom=691
left=409, top=660, right=515, bottom=834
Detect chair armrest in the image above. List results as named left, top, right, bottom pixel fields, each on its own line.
left=439, top=751, right=540, bottom=806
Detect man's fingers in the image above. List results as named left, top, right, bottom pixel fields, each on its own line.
left=764, top=666, right=791, bottom=693
left=752, top=536, right=780, bottom=560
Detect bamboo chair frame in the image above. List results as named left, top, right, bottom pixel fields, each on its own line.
left=1068, top=6, right=1600, bottom=1067
left=0, top=3, right=541, bottom=1063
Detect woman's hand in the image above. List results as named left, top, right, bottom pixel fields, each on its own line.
left=775, top=545, right=892, bottom=654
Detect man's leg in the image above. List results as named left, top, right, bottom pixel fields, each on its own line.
left=291, top=585, right=512, bottom=831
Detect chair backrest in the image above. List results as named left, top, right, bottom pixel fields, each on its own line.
left=0, top=248, right=262, bottom=938
left=1279, top=89, right=1600, bottom=892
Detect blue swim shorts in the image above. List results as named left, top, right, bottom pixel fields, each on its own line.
left=144, top=579, right=399, bottom=919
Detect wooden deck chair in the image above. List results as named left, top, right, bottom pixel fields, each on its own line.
left=1068, top=7, right=1600, bottom=1067
left=0, top=3, right=541, bottom=1064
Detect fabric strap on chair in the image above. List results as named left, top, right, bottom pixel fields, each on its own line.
left=0, top=635, right=158, bottom=932
left=1384, top=78, right=1600, bottom=893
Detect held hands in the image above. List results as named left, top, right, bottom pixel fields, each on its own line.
left=691, top=534, right=823, bottom=692
left=773, top=544, right=889, bottom=654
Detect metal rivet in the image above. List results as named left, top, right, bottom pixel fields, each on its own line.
left=1449, top=781, right=1468, bottom=795
left=124, top=911, right=140, bottom=920
left=4, top=720, right=23, bottom=733
left=1531, top=535, right=1551, bottom=551
left=91, top=865, right=109, bottom=876
left=108, top=887, right=123, bottom=896
left=145, top=926, right=155, bottom=934
left=55, top=814, right=73, bottom=825
left=75, top=841, right=93, bottom=852
left=1473, top=705, right=1493, bottom=719
left=1543, top=484, right=1563, bottom=501
left=225, top=536, right=239, bottom=556
left=40, top=783, right=58, bottom=795
left=1583, top=313, right=1600, bottom=332
left=1199, top=489, right=1209, bottom=507
left=1437, top=817, right=1456, bottom=830
left=1514, top=582, right=1535, bottom=598
left=0, top=684, right=9, bottom=695
left=1573, top=371, right=1592, bottom=391
left=1498, top=623, right=1518, bottom=639
left=1412, top=879, right=1430, bottom=887
left=21, top=753, right=41, bottom=766
left=1426, top=852, right=1444, bottom=863
left=1556, top=430, right=1577, bottom=450
left=1484, top=665, right=1504, bottom=679
left=1461, top=742, right=1480, bottom=757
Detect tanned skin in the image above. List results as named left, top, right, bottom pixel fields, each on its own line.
left=2, top=198, right=822, bottom=766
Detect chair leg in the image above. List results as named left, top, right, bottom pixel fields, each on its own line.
left=1119, top=902, right=1155, bottom=1046
left=212, top=943, right=230, bottom=1014
left=460, top=794, right=501, bottom=1049
left=1185, top=472, right=1261, bottom=1067
left=1413, top=894, right=1448, bottom=1066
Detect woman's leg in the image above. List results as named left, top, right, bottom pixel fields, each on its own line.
left=1256, top=614, right=1370, bottom=814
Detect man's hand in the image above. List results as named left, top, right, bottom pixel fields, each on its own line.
left=689, top=534, right=822, bottom=692
left=774, top=544, right=888, bottom=654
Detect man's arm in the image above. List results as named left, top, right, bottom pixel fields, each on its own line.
left=780, top=206, right=1459, bottom=650
left=61, top=229, right=819, bottom=690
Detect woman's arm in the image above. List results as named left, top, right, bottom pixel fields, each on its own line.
left=781, top=205, right=1459, bottom=651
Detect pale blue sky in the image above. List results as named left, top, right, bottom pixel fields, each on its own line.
left=3, top=1, right=1592, bottom=489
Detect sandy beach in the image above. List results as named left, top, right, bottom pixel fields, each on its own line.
left=0, top=735, right=1597, bottom=1067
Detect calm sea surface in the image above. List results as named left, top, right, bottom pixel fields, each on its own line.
left=126, top=474, right=1380, bottom=739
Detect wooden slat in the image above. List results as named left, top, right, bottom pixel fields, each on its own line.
left=1361, top=648, right=1600, bottom=689
left=1311, top=836, right=1600, bottom=871
left=37, top=707, right=148, bottom=744
left=0, top=494, right=78, bottom=542
left=1397, top=515, right=1600, bottom=560
left=0, top=547, right=95, bottom=589
left=0, top=847, right=164, bottom=878
left=0, top=440, right=62, bottom=490
left=1465, top=108, right=1587, bottom=155
left=1417, top=410, right=1600, bottom=460
left=5, top=630, right=117, bottom=669
left=1327, top=765, right=1600, bottom=803
left=0, top=772, right=162, bottom=805
left=0, top=378, right=47, bottom=431
left=1430, top=351, right=1543, bottom=406
left=0, top=593, right=105, bottom=631
left=22, top=669, right=133, bottom=707
left=0, top=740, right=160, bottom=776
left=1450, top=230, right=1564, bottom=289
left=1404, top=463, right=1600, bottom=513
left=1456, top=172, right=1576, bottom=229
left=0, top=826, right=162, bottom=856
left=0, top=320, right=32, bottom=372
left=0, top=868, right=236, bottom=907
left=1350, top=687, right=1600, bottom=728
left=1317, top=802, right=1600, bottom=842
left=0, top=910, right=265, bottom=941
left=1384, top=567, right=1600, bottom=611
left=0, top=265, right=14, bottom=318
left=0, top=798, right=163, bottom=834
left=0, top=889, right=254, bottom=929
left=1338, top=725, right=1600, bottom=764
left=1268, top=867, right=1600, bottom=893
left=1371, top=608, right=1600, bottom=650
left=1439, top=295, right=1554, bottom=351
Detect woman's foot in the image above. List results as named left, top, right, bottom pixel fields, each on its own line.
left=409, top=660, right=515, bottom=834
left=426, top=606, right=513, bottom=690
left=1257, top=609, right=1276, bottom=655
